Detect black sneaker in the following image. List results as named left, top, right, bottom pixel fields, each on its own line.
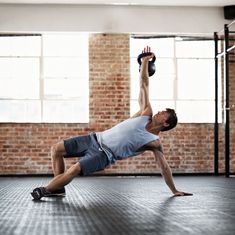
left=31, top=187, right=66, bottom=200
left=31, top=187, right=47, bottom=200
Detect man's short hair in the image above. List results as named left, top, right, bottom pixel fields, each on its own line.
left=161, top=108, right=178, bottom=132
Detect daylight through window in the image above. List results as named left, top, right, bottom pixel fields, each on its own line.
left=0, top=34, right=89, bottom=123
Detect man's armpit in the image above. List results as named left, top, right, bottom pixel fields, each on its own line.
left=156, top=144, right=164, bottom=154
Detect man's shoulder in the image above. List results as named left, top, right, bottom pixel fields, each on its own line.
left=142, top=139, right=164, bottom=153
left=131, top=112, right=152, bottom=119
left=146, top=139, right=163, bottom=148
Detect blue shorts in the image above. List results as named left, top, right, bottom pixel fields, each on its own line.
left=63, top=133, right=109, bottom=176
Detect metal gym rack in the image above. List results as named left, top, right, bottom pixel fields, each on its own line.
left=214, top=20, right=235, bottom=177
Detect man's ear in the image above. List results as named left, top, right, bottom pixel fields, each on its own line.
left=163, top=122, right=169, bottom=128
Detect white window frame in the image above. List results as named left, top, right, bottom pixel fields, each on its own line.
left=0, top=33, right=89, bottom=123
left=130, top=36, right=222, bottom=123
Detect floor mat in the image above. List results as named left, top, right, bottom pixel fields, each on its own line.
left=0, top=176, right=234, bottom=235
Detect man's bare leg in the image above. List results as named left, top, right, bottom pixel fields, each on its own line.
left=46, top=162, right=81, bottom=192
left=31, top=162, right=81, bottom=200
left=51, top=141, right=66, bottom=176
left=47, top=141, right=81, bottom=191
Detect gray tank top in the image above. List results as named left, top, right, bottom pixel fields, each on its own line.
left=96, top=116, right=159, bottom=161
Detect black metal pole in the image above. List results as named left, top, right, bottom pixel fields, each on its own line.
left=224, top=24, right=230, bottom=178
left=214, top=32, right=219, bottom=175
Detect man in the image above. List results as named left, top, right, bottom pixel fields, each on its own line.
left=31, top=46, right=192, bottom=200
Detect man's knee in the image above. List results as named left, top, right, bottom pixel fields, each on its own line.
left=51, top=141, right=66, bottom=156
left=67, top=163, right=81, bottom=177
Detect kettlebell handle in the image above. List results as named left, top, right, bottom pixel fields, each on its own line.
left=137, top=52, right=156, bottom=65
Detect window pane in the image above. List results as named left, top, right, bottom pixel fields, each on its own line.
left=155, top=59, right=175, bottom=77
left=130, top=100, right=139, bottom=116
left=0, top=78, right=39, bottom=99
left=43, top=34, right=88, bottom=56
left=43, top=100, right=89, bottom=123
left=0, top=100, right=41, bottom=122
left=0, top=58, right=40, bottom=79
left=150, top=78, right=174, bottom=100
left=0, top=58, right=40, bottom=99
left=176, top=40, right=214, bottom=58
left=176, top=101, right=215, bottom=123
left=0, top=36, right=41, bottom=56
left=177, top=59, right=214, bottom=99
left=43, top=58, right=88, bottom=78
left=178, top=78, right=214, bottom=100
left=177, top=59, right=214, bottom=81
left=44, top=78, right=88, bottom=99
left=130, top=57, right=140, bottom=80
left=130, top=78, right=139, bottom=99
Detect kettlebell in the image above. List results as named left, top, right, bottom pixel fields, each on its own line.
left=137, top=52, right=156, bottom=77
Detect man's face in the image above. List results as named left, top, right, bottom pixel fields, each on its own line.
left=153, top=110, right=170, bottom=125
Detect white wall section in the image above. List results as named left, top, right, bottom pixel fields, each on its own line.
left=0, top=4, right=230, bottom=34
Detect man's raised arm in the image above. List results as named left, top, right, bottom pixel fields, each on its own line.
left=134, top=46, right=154, bottom=117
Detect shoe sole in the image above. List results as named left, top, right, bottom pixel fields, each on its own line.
left=44, top=193, right=66, bottom=197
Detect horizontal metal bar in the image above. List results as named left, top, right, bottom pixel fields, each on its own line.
left=216, top=52, right=225, bottom=58
left=0, top=34, right=41, bottom=37
left=217, top=21, right=235, bottom=34
left=215, top=44, right=235, bottom=58
left=227, top=44, right=235, bottom=53
left=131, top=34, right=213, bottom=40
left=228, top=20, right=235, bottom=28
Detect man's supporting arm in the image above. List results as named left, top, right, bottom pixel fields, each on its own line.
left=153, top=149, right=177, bottom=194
left=153, top=149, right=193, bottom=196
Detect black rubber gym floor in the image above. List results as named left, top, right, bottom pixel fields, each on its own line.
left=0, top=176, right=234, bottom=235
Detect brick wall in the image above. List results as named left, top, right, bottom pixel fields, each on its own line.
left=0, top=34, right=234, bottom=175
